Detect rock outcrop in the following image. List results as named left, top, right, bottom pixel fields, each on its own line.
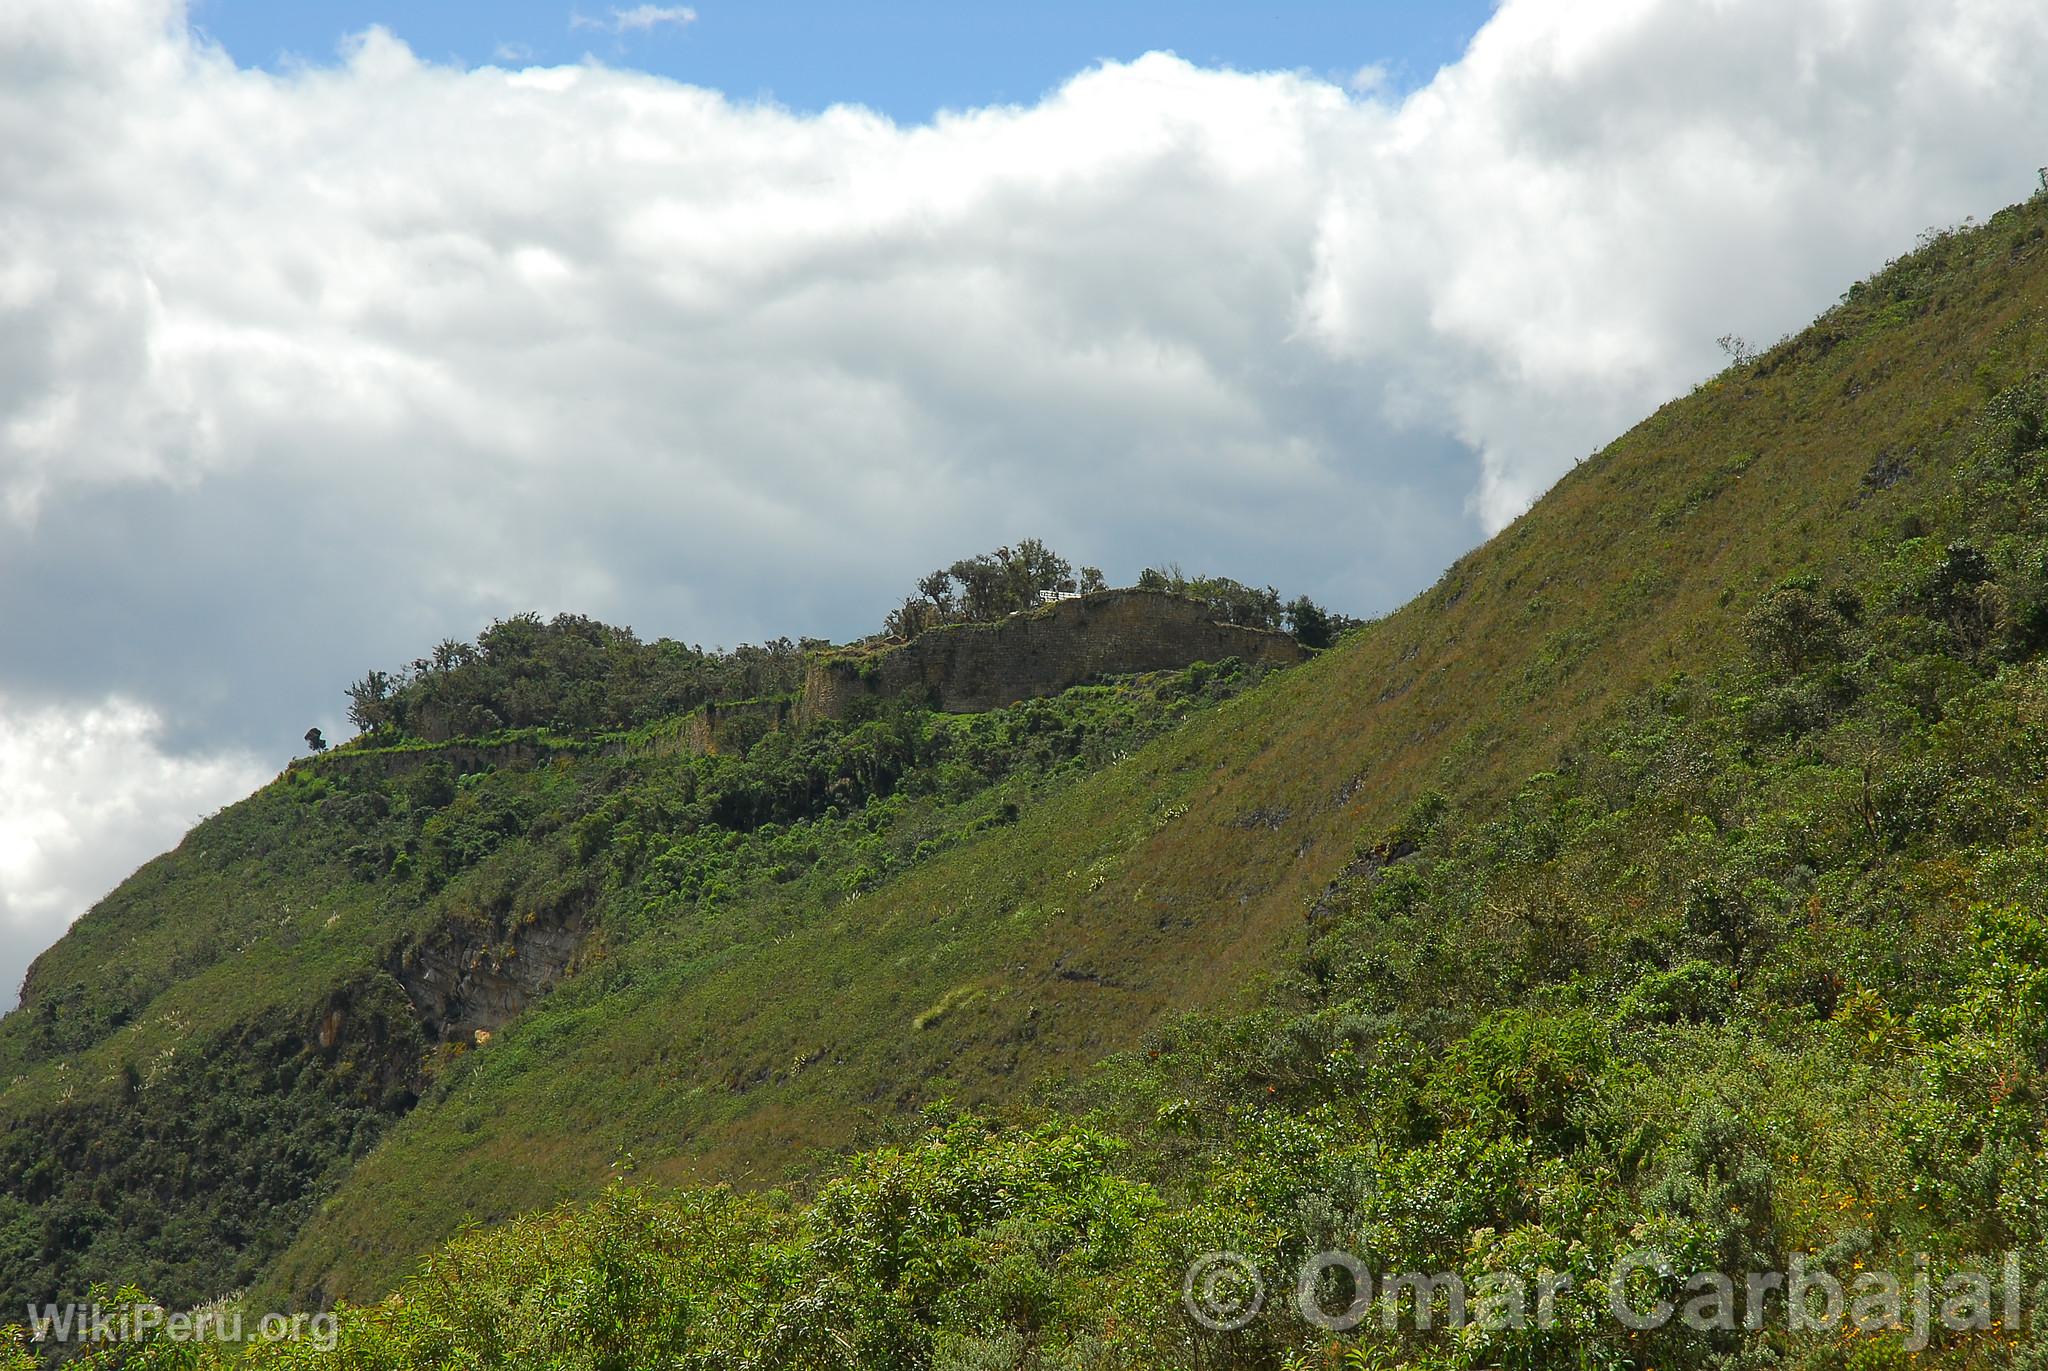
left=388, top=888, right=594, bottom=1047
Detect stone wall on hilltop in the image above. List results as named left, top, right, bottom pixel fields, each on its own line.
left=681, top=697, right=795, bottom=755
left=801, top=588, right=1307, bottom=721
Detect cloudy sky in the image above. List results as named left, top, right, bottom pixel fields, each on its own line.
left=4, top=0, right=2047, bottom=1007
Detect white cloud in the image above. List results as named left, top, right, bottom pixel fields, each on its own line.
left=2, top=0, right=2048, bottom=988
left=0, top=695, right=266, bottom=1007
left=1346, top=62, right=1390, bottom=95
left=570, top=5, right=696, bottom=36
left=1295, top=0, right=2048, bottom=523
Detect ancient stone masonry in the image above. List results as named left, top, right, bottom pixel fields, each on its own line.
left=800, top=587, right=1308, bottom=721
left=292, top=736, right=580, bottom=781
left=679, top=696, right=795, bottom=756
left=297, top=593, right=1305, bottom=779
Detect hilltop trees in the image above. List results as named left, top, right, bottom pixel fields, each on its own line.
left=1284, top=595, right=1335, bottom=649
left=345, top=613, right=805, bottom=742
left=1138, top=564, right=1356, bottom=648
left=884, top=542, right=1354, bottom=649
left=886, top=539, right=1106, bottom=638
left=343, top=552, right=1350, bottom=746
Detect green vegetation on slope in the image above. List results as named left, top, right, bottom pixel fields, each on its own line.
left=0, top=648, right=1277, bottom=1320
left=263, top=658, right=1277, bottom=1306
left=342, top=612, right=809, bottom=741
left=880, top=536, right=1350, bottom=649
left=9, top=192, right=2048, bottom=1370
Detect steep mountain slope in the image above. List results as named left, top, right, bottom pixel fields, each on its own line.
left=5, top=190, right=2048, bottom=1365
left=271, top=194, right=2048, bottom=1304
left=0, top=653, right=1281, bottom=1313
left=219, top=194, right=2048, bottom=1371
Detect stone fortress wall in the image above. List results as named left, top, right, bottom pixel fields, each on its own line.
left=799, top=587, right=1307, bottom=721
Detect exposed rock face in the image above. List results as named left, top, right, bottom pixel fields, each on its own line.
left=801, top=588, right=1308, bottom=721
left=388, top=892, right=593, bottom=1045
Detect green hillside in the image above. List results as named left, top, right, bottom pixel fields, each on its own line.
left=8, top=190, right=2048, bottom=1369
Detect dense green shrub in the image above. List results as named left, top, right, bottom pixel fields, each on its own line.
left=346, top=614, right=806, bottom=740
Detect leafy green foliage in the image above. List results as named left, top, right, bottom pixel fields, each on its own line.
left=1136, top=565, right=1359, bottom=647
left=20, top=194, right=2048, bottom=1371
left=0, top=656, right=1273, bottom=1324
left=889, top=539, right=1099, bottom=639
left=345, top=612, right=806, bottom=740
left=880, top=539, right=1354, bottom=649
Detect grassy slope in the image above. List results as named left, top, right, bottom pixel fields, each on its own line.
left=0, top=670, right=1282, bottom=1310
left=268, top=201, right=2048, bottom=1303
left=6, top=194, right=2040, bottom=1321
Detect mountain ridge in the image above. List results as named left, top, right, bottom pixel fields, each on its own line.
left=251, top=193, right=2048, bottom=1301
left=5, top=190, right=2048, bottom=1370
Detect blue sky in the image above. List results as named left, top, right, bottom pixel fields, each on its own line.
left=188, top=0, right=1498, bottom=120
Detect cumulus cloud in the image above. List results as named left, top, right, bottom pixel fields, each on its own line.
left=1298, top=0, right=2048, bottom=522
left=2, top=0, right=2048, bottom=998
left=1346, top=63, right=1391, bottom=96
left=570, top=5, right=696, bottom=36
left=0, top=695, right=265, bottom=1004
